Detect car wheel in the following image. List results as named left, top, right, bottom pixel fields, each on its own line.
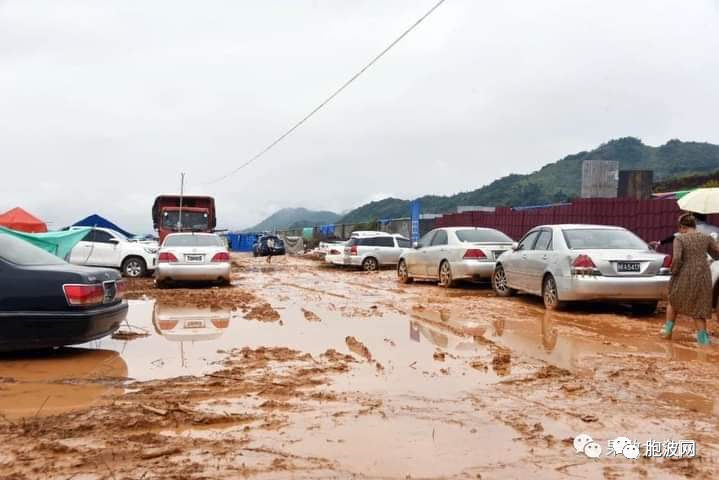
left=155, top=278, right=170, bottom=289
left=438, top=261, right=456, bottom=288
left=122, top=257, right=147, bottom=278
left=542, top=275, right=564, bottom=310
left=362, top=257, right=379, bottom=272
left=492, top=265, right=516, bottom=297
left=398, top=259, right=413, bottom=284
left=632, top=301, right=658, bottom=315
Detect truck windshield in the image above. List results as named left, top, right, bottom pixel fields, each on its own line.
left=162, top=211, right=209, bottom=230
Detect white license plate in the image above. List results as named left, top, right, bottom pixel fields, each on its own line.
left=185, top=254, right=203, bottom=262
left=617, top=262, right=640, bottom=273
left=184, top=319, right=205, bottom=329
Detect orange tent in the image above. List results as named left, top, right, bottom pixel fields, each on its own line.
left=0, top=207, right=48, bottom=233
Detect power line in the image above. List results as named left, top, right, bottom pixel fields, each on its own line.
left=205, top=0, right=448, bottom=185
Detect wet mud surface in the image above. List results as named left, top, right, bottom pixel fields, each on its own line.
left=1, top=254, right=719, bottom=478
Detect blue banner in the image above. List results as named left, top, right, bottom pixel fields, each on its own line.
left=410, top=200, right=421, bottom=243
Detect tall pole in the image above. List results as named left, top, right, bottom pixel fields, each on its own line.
left=178, top=172, right=185, bottom=230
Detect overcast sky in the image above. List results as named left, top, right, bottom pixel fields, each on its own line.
left=2, top=0, right=718, bottom=233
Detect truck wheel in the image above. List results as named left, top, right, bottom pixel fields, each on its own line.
left=122, top=257, right=147, bottom=278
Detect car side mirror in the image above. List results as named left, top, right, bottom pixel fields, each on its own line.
left=511, top=242, right=519, bottom=251
left=413, top=242, right=420, bottom=249
left=108, top=238, right=120, bottom=245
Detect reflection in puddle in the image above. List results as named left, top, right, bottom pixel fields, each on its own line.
left=0, top=348, right=127, bottom=419
left=153, top=303, right=231, bottom=343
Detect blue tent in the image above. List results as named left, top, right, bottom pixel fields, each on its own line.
left=72, top=214, right=133, bottom=238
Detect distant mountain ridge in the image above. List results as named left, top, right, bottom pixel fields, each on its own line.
left=338, top=137, right=719, bottom=223
left=246, top=208, right=340, bottom=232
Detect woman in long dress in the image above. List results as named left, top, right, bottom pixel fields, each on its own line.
left=661, top=213, right=719, bottom=345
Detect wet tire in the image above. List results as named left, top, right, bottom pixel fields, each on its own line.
left=632, top=301, right=658, bottom=315
left=542, top=275, right=564, bottom=310
left=398, top=259, right=413, bottom=284
left=492, top=265, right=516, bottom=297
left=438, top=261, right=456, bottom=288
left=122, top=256, right=147, bottom=278
left=155, top=278, right=170, bottom=289
left=362, top=257, right=379, bottom=272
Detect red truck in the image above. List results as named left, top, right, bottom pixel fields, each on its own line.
left=152, top=195, right=216, bottom=244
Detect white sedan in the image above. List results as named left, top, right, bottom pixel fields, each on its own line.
left=68, top=227, right=158, bottom=278
left=398, top=227, right=514, bottom=287
left=155, top=233, right=231, bottom=287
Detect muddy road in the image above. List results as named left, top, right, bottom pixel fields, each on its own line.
left=1, top=254, right=719, bottom=479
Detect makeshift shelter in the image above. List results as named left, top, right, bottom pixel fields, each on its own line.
left=0, top=207, right=47, bottom=233
left=0, top=226, right=90, bottom=259
left=72, top=214, right=133, bottom=238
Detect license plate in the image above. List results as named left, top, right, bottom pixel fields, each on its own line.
left=103, top=281, right=116, bottom=303
left=184, top=319, right=205, bottom=329
left=185, top=254, right=203, bottom=262
left=617, top=262, right=640, bottom=273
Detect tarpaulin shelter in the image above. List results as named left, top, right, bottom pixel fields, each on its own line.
left=72, top=214, right=133, bottom=238
left=0, top=207, right=47, bottom=233
left=0, top=226, right=90, bottom=259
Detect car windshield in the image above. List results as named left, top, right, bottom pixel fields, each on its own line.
left=563, top=229, right=647, bottom=250
left=163, top=235, right=223, bottom=247
left=456, top=229, right=512, bottom=243
left=162, top=211, right=209, bottom=230
left=0, top=234, right=66, bottom=266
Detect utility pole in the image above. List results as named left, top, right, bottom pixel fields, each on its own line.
left=178, top=172, right=185, bottom=230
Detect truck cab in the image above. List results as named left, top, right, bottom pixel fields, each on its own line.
left=152, top=195, right=216, bottom=244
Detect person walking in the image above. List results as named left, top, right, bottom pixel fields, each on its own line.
left=660, top=213, right=719, bottom=345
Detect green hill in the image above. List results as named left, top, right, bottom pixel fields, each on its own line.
left=246, top=208, right=340, bottom=232
left=339, top=137, right=719, bottom=223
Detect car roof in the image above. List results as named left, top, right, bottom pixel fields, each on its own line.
left=351, top=231, right=391, bottom=237
left=536, top=224, right=626, bottom=230
left=437, top=226, right=504, bottom=231
left=165, top=232, right=219, bottom=237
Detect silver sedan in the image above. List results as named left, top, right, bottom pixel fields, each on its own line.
left=155, top=233, right=231, bottom=287
left=492, top=224, right=671, bottom=312
left=398, top=227, right=514, bottom=287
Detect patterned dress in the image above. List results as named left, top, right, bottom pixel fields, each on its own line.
left=669, top=231, right=719, bottom=319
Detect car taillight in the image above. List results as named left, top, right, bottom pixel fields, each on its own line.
left=211, top=318, right=230, bottom=329
left=463, top=249, right=487, bottom=260
left=350, top=245, right=358, bottom=256
left=158, top=252, right=178, bottom=263
left=116, top=279, right=127, bottom=299
left=212, top=252, right=230, bottom=262
left=659, top=255, right=673, bottom=275
left=63, top=284, right=104, bottom=306
left=157, top=319, right=178, bottom=330
left=571, top=254, right=600, bottom=276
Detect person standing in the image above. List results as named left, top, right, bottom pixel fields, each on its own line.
left=660, top=213, right=719, bottom=345
left=265, top=236, right=275, bottom=264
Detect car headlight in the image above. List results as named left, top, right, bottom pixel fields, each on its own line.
left=144, top=247, right=158, bottom=254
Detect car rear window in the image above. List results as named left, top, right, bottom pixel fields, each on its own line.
left=164, top=235, right=224, bottom=247
left=0, top=234, right=66, bottom=266
left=562, top=229, right=647, bottom=250
left=456, top=229, right=512, bottom=243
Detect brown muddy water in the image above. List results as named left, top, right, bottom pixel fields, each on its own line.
left=1, top=254, right=719, bottom=479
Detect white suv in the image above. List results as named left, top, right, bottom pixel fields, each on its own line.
left=341, top=233, right=411, bottom=271
left=68, top=227, right=158, bottom=277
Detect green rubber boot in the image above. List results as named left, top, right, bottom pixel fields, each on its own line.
left=660, top=321, right=675, bottom=339
left=697, top=330, right=711, bottom=346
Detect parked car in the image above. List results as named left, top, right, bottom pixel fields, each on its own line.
left=253, top=235, right=286, bottom=257
left=398, top=227, right=513, bottom=287
left=324, top=241, right=348, bottom=265
left=68, top=227, right=158, bottom=278
left=155, top=233, right=231, bottom=287
left=0, top=232, right=127, bottom=352
left=342, top=233, right=411, bottom=271
left=492, top=224, right=671, bottom=312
